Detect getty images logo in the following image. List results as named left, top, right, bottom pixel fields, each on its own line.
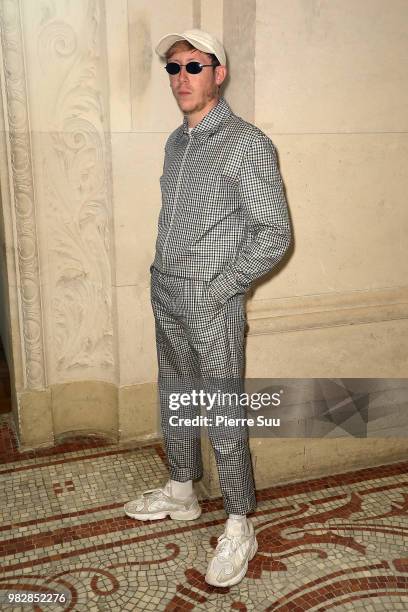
left=168, top=389, right=283, bottom=411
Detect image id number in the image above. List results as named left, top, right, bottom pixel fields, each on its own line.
left=0, top=590, right=69, bottom=605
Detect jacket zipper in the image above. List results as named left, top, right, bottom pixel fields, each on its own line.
left=162, top=133, right=192, bottom=261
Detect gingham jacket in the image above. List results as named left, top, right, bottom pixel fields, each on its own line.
left=152, top=97, right=291, bottom=305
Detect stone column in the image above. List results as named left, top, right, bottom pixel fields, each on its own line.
left=0, top=0, right=118, bottom=448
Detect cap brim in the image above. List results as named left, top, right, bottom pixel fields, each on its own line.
left=155, top=33, right=188, bottom=58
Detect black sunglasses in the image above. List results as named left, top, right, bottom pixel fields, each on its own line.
left=165, top=61, right=216, bottom=75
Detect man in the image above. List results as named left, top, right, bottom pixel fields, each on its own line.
left=124, top=28, right=291, bottom=587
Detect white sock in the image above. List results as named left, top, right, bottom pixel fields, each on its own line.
left=166, top=479, right=193, bottom=499
left=229, top=513, right=247, bottom=523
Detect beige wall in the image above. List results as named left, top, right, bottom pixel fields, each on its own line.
left=246, top=0, right=408, bottom=378
left=0, top=1, right=407, bottom=478
left=256, top=0, right=408, bottom=298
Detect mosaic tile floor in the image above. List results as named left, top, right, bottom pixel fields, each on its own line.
left=1, top=412, right=408, bottom=611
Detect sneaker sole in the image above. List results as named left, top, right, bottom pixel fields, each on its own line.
left=124, top=504, right=202, bottom=522
left=205, top=537, right=258, bottom=587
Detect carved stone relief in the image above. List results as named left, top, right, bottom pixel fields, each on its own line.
left=36, top=0, right=114, bottom=373
left=0, top=0, right=46, bottom=389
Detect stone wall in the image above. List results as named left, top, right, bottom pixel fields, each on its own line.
left=0, top=1, right=407, bottom=488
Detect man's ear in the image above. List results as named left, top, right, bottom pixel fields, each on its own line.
left=214, top=65, right=227, bottom=86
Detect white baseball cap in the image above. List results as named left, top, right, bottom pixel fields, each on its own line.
left=155, top=28, right=226, bottom=66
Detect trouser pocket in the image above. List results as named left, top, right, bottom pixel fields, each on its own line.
left=201, top=282, right=224, bottom=311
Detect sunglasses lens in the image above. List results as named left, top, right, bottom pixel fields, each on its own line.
left=165, top=63, right=180, bottom=75
left=186, top=62, right=202, bottom=74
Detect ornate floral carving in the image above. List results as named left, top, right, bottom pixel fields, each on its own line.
left=37, top=0, right=114, bottom=372
left=0, top=0, right=46, bottom=388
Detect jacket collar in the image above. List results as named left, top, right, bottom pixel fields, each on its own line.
left=182, top=97, right=233, bottom=139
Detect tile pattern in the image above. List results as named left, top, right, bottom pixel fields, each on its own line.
left=1, top=412, right=408, bottom=611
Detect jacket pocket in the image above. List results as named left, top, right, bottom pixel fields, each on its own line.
left=179, top=172, right=239, bottom=216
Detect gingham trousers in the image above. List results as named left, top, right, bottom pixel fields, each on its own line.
left=150, top=266, right=257, bottom=515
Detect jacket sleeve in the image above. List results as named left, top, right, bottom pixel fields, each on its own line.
left=208, top=134, right=292, bottom=304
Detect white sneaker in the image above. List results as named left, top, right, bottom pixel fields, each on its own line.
left=124, top=483, right=201, bottom=521
left=205, top=518, right=258, bottom=587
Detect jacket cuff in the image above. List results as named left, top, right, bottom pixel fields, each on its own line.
left=208, top=271, right=242, bottom=305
